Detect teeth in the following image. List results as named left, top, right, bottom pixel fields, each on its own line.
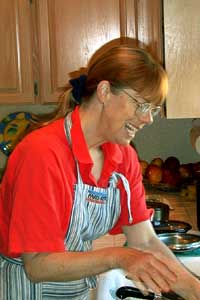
left=125, top=123, right=138, bottom=138
left=125, top=123, right=137, bottom=131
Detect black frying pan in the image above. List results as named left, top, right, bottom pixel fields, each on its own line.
left=116, top=286, right=184, bottom=300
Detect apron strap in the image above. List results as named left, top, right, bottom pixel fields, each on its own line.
left=64, top=113, right=72, bottom=146
left=64, top=113, right=83, bottom=186
left=109, top=172, right=133, bottom=224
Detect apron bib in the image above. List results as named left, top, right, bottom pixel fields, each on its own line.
left=0, top=114, right=132, bottom=300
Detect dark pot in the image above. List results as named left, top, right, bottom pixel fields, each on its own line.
left=146, top=201, right=170, bottom=224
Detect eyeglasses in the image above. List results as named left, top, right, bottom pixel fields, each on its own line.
left=121, top=89, right=162, bottom=117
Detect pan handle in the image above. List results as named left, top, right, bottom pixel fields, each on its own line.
left=116, top=286, right=155, bottom=300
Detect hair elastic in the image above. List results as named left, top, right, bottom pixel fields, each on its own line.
left=69, top=75, right=87, bottom=104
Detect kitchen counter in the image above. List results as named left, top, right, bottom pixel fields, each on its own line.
left=146, top=189, right=198, bottom=230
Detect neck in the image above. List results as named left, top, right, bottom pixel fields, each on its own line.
left=79, top=103, right=106, bottom=182
left=79, top=103, right=106, bottom=150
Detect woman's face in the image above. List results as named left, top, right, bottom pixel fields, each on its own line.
left=102, top=88, right=160, bottom=146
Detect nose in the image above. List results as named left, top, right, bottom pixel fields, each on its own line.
left=139, top=110, right=154, bottom=124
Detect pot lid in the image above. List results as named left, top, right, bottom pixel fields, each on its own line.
left=154, top=220, right=192, bottom=234
left=158, top=232, right=200, bottom=253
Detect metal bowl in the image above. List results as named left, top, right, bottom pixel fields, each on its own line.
left=158, top=232, right=200, bottom=252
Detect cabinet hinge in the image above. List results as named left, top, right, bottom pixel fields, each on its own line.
left=34, top=81, right=39, bottom=96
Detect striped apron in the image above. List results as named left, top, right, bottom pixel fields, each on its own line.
left=0, top=114, right=132, bottom=300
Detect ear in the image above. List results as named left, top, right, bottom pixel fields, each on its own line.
left=96, top=80, right=111, bottom=104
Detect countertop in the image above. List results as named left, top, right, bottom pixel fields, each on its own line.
left=146, top=188, right=198, bottom=230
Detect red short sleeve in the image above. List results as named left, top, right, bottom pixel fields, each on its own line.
left=0, top=132, right=71, bottom=257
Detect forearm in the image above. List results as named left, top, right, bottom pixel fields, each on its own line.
left=124, top=221, right=178, bottom=261
left=128, top=233, right=176, bottom=260
left=22, top=248, right=118, bottom=283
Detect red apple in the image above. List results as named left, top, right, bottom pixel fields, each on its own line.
left=150, top=157, right=164, bottom=167
left=146, top=164, right=162, bottom=184
left=179, top=164, right=193, bottom=179
left=162, top=167, right=181, bottom=187
left=139, top=160, right=149, bottom=177
left=163, top=156, right=180, bottom=170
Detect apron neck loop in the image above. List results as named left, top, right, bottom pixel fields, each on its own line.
left=64, top=113, right=83, bottom=186
left=109, top=172, right=133, bottom=224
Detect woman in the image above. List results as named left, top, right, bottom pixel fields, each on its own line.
left=0, top=41, right=200, bottom=300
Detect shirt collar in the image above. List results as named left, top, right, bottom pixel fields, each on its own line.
left=70, top=106, right=123, bottom=166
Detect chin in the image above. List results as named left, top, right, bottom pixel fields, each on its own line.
left=114, top=137, right=133, bottom=146
left=109, top=130, right=136, bottom=145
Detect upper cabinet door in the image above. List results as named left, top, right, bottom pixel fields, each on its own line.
left=164, top=0, right=200, bottom=118
left=0, top=0, right=35, bottom=104
left=124, top=0, right=163, bottom=62
left=37, top=0, right=121, bottom=103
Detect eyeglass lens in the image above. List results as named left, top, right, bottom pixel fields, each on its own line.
left=137, top=103, right=161, bottom=116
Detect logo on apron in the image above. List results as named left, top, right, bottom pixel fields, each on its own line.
left=86, top=189, right=107, bottom=204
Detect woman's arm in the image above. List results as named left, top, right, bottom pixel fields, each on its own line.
left=122, top=220, right=200, bottom=300
left=22, top=233, right=177, bottom=294
left=22, top=249, right=115, bottom=283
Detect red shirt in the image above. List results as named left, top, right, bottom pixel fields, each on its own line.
left=0, top=107, right=152, bottom=257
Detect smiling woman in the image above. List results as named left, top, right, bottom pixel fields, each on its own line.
left=0, top=39, right=200, bottom=300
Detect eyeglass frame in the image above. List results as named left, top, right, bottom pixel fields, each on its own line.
left=120, top=89, right=162, bottom=117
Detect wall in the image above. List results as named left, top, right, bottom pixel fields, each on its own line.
left=0, top=105, right=200, bottom=169
left=133, top=115, right=200, bottom=164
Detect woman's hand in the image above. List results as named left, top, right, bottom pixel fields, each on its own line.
left=120, top=220, right=200, bottom=300
left=112, top=247, right=178, bottom=294
left=112, top=246, right=200, bottom=300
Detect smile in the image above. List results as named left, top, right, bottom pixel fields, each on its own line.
left=125, top=122, right=138, bottom=137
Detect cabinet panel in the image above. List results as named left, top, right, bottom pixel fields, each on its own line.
left=38, top=0, right=121, bottom=103
left=135, top=0, right=163, bottom=62
left=0, top=0, right=34, bottom=104
left=113, top=0, right=163, bottom=61
left=125, top=0, right=137, bottom=38
left=0, top=0, right=162, bottom=105
left=164, top=0, right=200, bottom=118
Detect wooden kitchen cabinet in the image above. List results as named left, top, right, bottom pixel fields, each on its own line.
left=126, top=0, right=163, bottom=62
left=36, top=0, right=122, bottom=103
left=0, top=0, right=35, bottom=104
left=164, top=0, right=200, bottom=118
left=0, top=0, right=163, bottom=104
left=37, top=0, right=163, bottom=103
